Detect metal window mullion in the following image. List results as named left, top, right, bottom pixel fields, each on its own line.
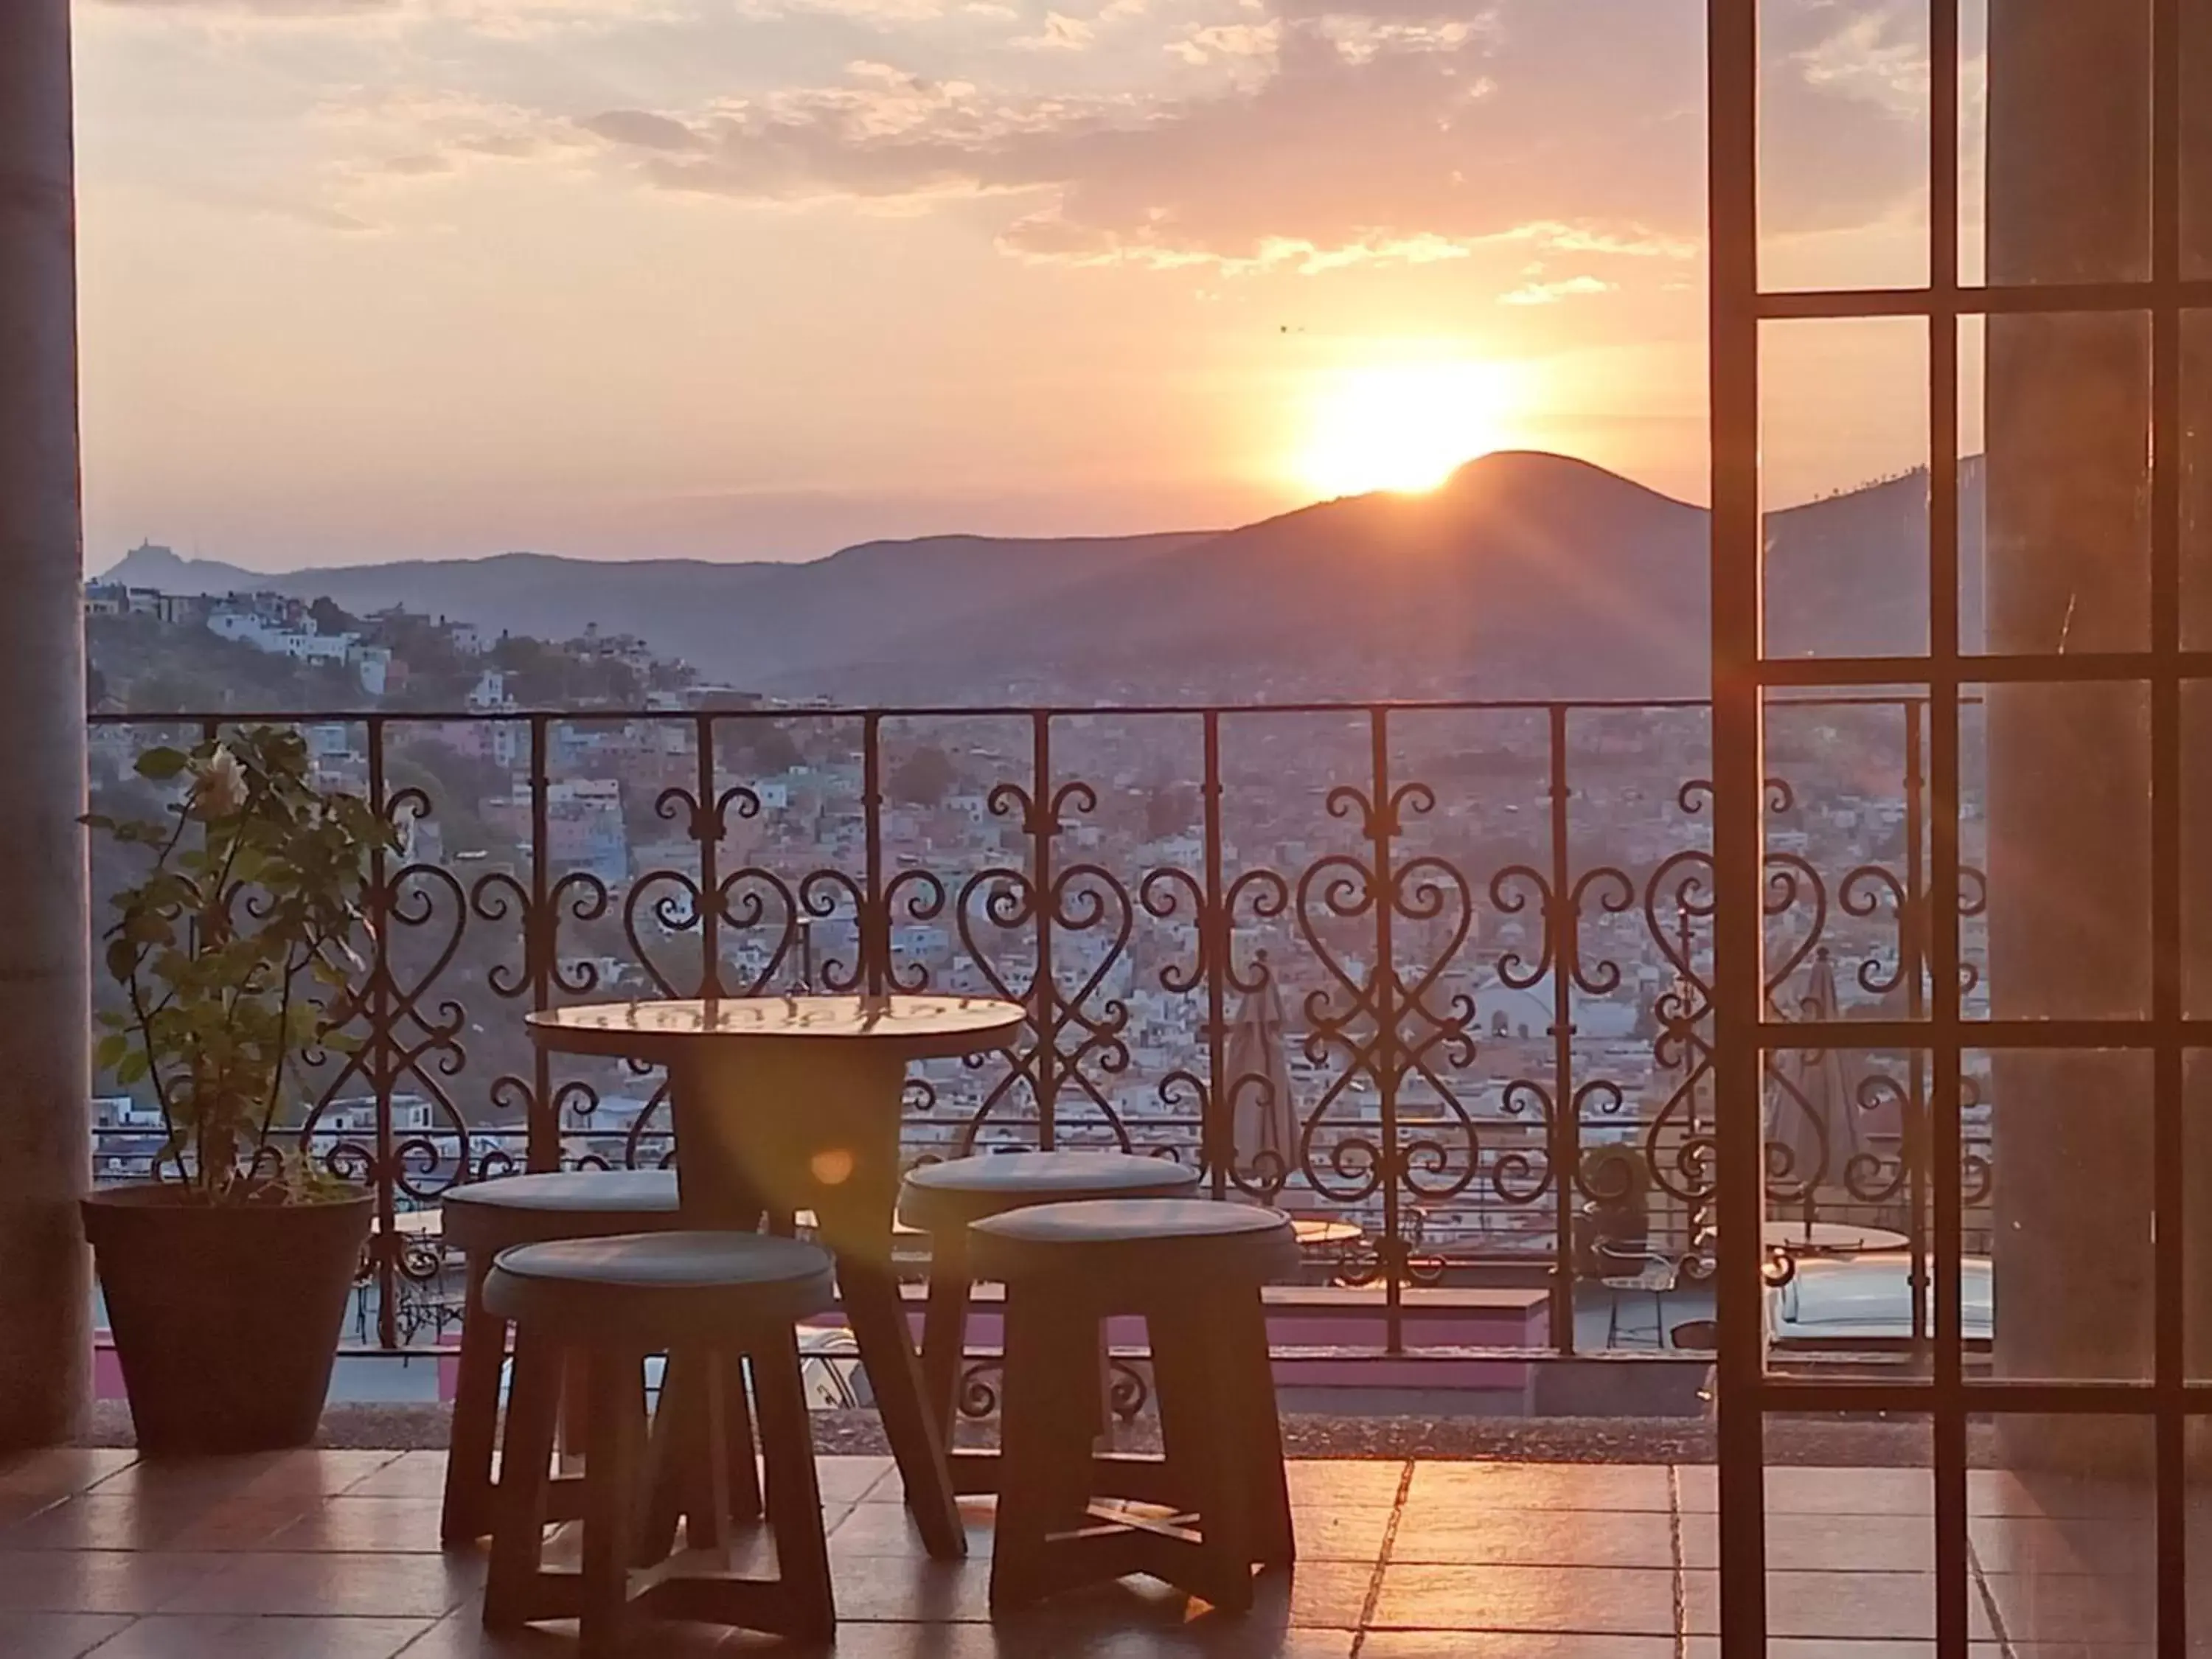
left=1761, top=650, right=2212, bottom=686
left=1759, top=277, right=2212, bottom=319
left=2150, top=1, right=2187, bottom=1652
left=1926, top=2, right=1967, bottom=1650
left=1707, top=0, right=1767, bottom=1650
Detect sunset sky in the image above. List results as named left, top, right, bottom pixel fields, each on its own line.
left=74, top=0, right=1974, bottom=569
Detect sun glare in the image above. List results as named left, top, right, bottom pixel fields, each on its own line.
left=1294, top=359, right=1520, bottom=498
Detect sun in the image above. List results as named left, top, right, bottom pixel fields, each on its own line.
left=1293, top=358, right=1520, bottom=498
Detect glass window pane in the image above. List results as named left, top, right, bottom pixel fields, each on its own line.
left=1978, top=1416, right=2156, bottom=1652
left=1762, top=317, right=1931, bottom=660
left=1973, top=312, right=2151, bottom=657
left=2184, top=0, right=2212, bottom=282
left=1969, top=683, right=2152, bottom=1024
left=2182, top=312, right=2212, bottom=653
left=1983, top=1, right=2152, bottom=288
left=1980, top=1048, right=2153, bottom=1386
left=1759, top=0, right=1932, bottom=293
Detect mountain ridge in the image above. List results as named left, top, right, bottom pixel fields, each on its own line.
left=101, top=453, right=1978, bottom=700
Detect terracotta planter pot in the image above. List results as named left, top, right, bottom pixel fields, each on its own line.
left=82, top=1184, right=373, bottom=1453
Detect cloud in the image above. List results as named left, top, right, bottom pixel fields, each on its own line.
left=737, top=0, right=950, bottom=20
left=1793, top=5, right=1930, bottom=118
left=1500, top=272, right=1613, bottom=305
left=1758, top=0, right=1941, bottom=232
left=303, top=88, right=572, bottom=207
left=579, top=109, right=708, bottom=152
left=156, top=0, right=1928, bottom=276
left=1498, top=220, right=1697, bottom=260
left=575, top=1, right=1716, bottom=271
left=1166, top=21, right=1282, bottom=72
left=93, top=0, right=681, bottom=32
left=1011, top=10, right=1096, bottom=50
left=183, top=181, right=385, bottom=232
left=94, top=0, right=399, bottom=11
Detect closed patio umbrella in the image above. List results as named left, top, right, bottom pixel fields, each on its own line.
left=1768, top=947, right=1868, bottom=1192
left=1223, top=959, right=1298, bottom=1183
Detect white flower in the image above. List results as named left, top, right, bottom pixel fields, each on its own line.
left=192, top=747, right=248, bottom=819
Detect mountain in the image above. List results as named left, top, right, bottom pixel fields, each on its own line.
left=102, top=532, right=1209, bottom=690
left=843, top=453, right=1711, bottom=700
left=1762, top=458, right=1986, bottom=663
left=102, top=455, right=1978, bottom=703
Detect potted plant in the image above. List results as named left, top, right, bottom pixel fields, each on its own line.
left=83, top=726, right=400, bottom=1452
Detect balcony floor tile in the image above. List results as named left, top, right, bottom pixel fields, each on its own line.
left=1369, top=1562, right=1678, bottom=1635
left=0, top=1611, right=136, bottom=1659
left=76, top=1613, right=434, bottom=1658
left=0, top=1447, right=2187, bottom=1655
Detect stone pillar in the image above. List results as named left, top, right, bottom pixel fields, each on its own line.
left=1985, top=5, right=2212, bottom=1469
left=0, top=0, right=90, bottom=1448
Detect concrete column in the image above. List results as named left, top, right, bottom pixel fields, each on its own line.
left=0, top=0, right=90, bottom=1448
left=1985, top=6, right=2212, bottom=1470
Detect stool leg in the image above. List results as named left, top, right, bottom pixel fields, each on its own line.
left=559, top=1344, right=607, bottom=1476
left=1222, top=1287, right=1294, bottom=1570
left=751, top=1326, right=835, bottom=1643
left=641, top=1346, right=728, bottom=1562
left=440, top=1254, right=503, bottom=1545
left=990, top=1287, right=1102, bottom=1613
left=483, top=1327, right=562, bottom=1630
left=1150, top=1297, right=1255, bottom=1615
left=1093, top=1322, right=1119, bottom=1451
left=718, top=1347, right=764, bottom=1524
left=919, top=1227, right=972, bottom=1439
left=580, top=1347, right=647, bottom=1659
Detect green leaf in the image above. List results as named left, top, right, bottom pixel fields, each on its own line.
left=93, top=1032, right=130, bottom=1073
left=135, top=747, right=189, bottom=782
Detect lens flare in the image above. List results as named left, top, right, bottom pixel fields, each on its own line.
left=1294, top=358, right=1520, bottom=497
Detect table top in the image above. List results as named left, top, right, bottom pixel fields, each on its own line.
left=1292, top=1217, right=1365, bottom=1249
left=1703, top=1220, right=1911, bottom=1255
left=527, top=995, right=1026, bottom=1062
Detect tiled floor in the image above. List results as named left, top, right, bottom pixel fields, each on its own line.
left=0, top=1446, right=2188, bottom=1656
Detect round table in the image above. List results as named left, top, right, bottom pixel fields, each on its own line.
left=1692, top=1219, right=1911, bottom=1290
left=529, top=993, right=1024, bottom=1563
left=1753, top=1220, right=1908, bottom=1256
left=1696, top=1220, right=1910, bottom=1254
left=1290, top=1217, right=1364, bottom=1251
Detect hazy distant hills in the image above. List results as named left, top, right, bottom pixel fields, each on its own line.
left=102, top=453, right=1981, bottom=703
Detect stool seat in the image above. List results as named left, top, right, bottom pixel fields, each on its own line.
left=898, top=1150, right=1200, bottom=1231
left=481, top=1233, right=841, bottom=1653
left=970, top=1198, right=1298, bottom=1291
left=442, top=1170, right=682, bottom=1253
left=437, top=1171, right=686, bottom=1548
left=981, top=1198, right=1297, bottom=1613
left=484, top=1232, right=835, bottom=1340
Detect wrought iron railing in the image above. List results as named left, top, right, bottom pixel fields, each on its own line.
left=86, top=698, right=1990, bottom=1356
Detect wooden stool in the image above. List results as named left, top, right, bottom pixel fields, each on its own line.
left=437, top=1170, right=692, bottom=1545
left=969, top=1198, right=1298, bottom=1615
left=899, top=1150, right=1201, bottom=1487
left=479, top=1231, right=838, bottom=1656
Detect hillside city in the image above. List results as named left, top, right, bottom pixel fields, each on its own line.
left=80, top=556, right=1997, bottom=1306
